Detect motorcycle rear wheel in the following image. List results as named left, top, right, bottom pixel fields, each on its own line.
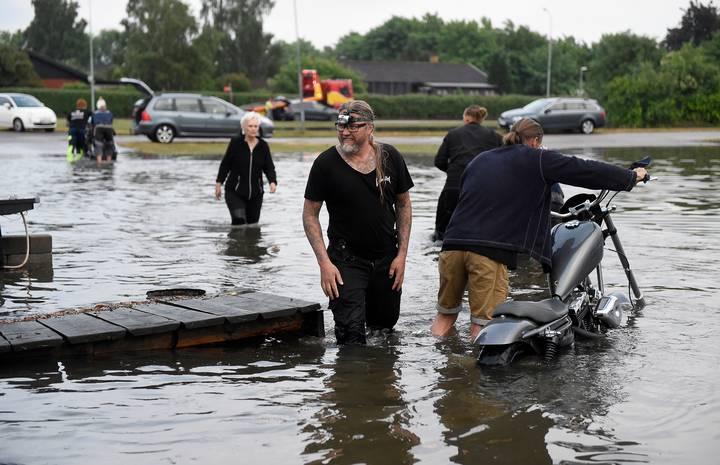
left=477, top=343, right=527, bottom=367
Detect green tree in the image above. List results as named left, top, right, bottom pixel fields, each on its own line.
left=587, top=32, right=662, bottom=100
left=200, top=0, right=280, bottom=81
left=269, top=56, right=367, bottom=95
left=24, top=0, right=88, bottom=67
left=0, top=44, right=41, bottom=86
left=0, top=30, right=26, bottom=48
left=92, top=29, right=126, bottom=79
left=664, top=0, right=720, bottom=50
left=122, top=0, right=212, bottom=90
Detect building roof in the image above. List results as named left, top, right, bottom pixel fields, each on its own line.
left=26, top=50, right=88, bottom=82
left=342, top=60, right=492, bottom=85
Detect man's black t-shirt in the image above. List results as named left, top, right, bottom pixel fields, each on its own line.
left=304, top=144, right=414, bottom=260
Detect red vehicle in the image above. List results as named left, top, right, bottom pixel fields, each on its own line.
left=302, top=69, right=353, bottom=108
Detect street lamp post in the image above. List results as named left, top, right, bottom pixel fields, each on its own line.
left=88, top=0, right=95, bottom=107
left=542, top=8, right=552, bottom=98
left=579, top=66, right=588, bottom=96
left=293, top=0, right=305, bottom=131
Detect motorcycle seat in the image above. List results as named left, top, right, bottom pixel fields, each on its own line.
left=493, top=297, right=568, bottom=324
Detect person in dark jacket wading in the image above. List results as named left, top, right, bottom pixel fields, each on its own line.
left=433, top=105, right=502, bottom=241
left=431, top=118, right=649, bottom=339
left=215, top=112, right=277, bottom=226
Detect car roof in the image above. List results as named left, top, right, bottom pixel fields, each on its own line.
left=155, top=93, right=204, bottom=98
left=0, top=93, right=34, bottom=98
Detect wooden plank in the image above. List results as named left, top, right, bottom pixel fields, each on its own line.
left=132, top=302, right=225, bottom=330
left=90, top=308, right=180, bottom=337
left=0, top=320, right=64, bottom=351
left=241, top=292, right=321, bottom=313
left=39, top=313, right=126, bottom=344
left=164, top=297, right=262, bottom=324
left=176, top=314, right=305, bottom=348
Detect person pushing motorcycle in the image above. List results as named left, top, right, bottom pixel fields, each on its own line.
left=431, top=118, right=648, bottom=339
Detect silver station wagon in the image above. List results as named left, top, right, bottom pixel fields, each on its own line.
left=497, top=97, right=606, bottom=135
left=133, top=93, right=274, bottom=143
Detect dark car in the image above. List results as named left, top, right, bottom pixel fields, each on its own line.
left=497, top=97, right=606, bottom=134
left=288, top=101, right=339, bottom=121
left=133, top=93, right=274, bottom=143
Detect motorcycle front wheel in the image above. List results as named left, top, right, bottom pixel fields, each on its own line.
left=477, top=342, right=527, bottom=367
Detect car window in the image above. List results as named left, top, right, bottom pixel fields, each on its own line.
left=523, top=99, right=552, bottom=112
left=0, top=96, right=10, bottom=106
left=564, top=102, right=585, bottom=110
left=202, top=99, right=226, bottom=114
left=11, top=95, right=43, bottom=107
left=174, top=97, right=201, bottom=113
left=549, top=102, right=565, bottom=111
left=153, top=97, right=174, bottom=111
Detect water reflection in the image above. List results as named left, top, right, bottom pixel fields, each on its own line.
left=302, top=344, right=418, bottom=465
left=223, top=226, right=268, bottom=262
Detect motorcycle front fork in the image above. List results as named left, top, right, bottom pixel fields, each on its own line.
left=604, top=213, right=645, bottom=307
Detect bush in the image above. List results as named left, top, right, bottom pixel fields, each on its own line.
left=358, top=93, right=535, bottom=120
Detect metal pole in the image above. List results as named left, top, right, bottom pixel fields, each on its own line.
left=579, top=66, right=588, bottom=96
left=88, top=0, right=95, bottom=108
left=293, top=0, right=305, bottom=132
left=542, top=8, right=552, bottom=98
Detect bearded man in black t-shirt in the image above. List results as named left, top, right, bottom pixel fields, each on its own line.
left=302, top=100, right=414, bottom=344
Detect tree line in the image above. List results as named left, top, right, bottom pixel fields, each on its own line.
left=2, top=0, right=720, bottom=126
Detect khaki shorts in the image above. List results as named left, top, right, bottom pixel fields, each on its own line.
left=436, top=250, right=509, bottom=325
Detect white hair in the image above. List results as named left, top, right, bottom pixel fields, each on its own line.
left=96, top=97, right=107, bottom=110
left=241, top=111, right=261, bottom=131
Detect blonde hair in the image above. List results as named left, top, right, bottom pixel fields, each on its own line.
left=503, top=118, right=544, bottom=145
left=338, top=100, right=390, bottom=203
left=463, top=105, right=488, bottom=123
left=76, top=98, right=87, bottom=109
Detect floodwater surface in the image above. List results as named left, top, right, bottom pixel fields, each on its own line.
left=1, top=142, right=719, bottom=464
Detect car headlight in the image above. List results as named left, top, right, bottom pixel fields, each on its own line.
left=511, top=116, right=523, bottom=123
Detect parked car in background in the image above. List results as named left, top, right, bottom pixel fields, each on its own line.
left=288, top=100, right=339, bottom=121
left=132, top=93, right=274, bottom=143
left=497, top=97, right=606, bottom=134
left=0, top=93, right=57, bottom=132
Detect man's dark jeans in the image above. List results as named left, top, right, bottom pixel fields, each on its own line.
left=327, top=241, right=401, bottom=344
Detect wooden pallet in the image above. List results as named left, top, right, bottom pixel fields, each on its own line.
left=0, top=291, right=324, bottom=359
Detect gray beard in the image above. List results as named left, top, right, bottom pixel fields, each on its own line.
left=338, top=141, right=361, bottom=155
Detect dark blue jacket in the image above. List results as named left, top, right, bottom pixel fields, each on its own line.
left=442, top=145, right=636, bottom=268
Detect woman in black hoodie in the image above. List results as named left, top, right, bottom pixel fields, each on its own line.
left=215, top=112, right=277, bottom=226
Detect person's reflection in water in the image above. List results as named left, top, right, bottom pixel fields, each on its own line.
left=224, top=226, right=268, bottom=263
left=302, top=344, right=419, bottom=465
left=433, top=349, right=553, bottom=464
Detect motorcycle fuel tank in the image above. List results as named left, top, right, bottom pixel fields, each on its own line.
left=550, top=220, right=604, bottom=299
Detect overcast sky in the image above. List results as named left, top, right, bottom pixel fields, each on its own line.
left=1, top=0, right=693, bottom=48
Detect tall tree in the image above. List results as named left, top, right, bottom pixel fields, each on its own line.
left=0, top=44, right=41, bottom=87
left=587, top=32, right=662, bottom=100
left=122, top=0, right=212, bottom=90
left=200, top=0, right=280, bottom=81
left=24, top=0, right=88, bottom=67
left=664, top=1, right=720, bottom=50
left=92, top=29, right=127, bottom=79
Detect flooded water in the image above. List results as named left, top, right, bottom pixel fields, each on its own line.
left=1, top=143, right=719, bottom=464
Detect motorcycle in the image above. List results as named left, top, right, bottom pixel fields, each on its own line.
left=474, top=157, right=652, bottom=366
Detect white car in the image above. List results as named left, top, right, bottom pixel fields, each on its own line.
left=0, top=93, right=57, bottom=132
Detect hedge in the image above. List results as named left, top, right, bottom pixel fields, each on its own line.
left=358, top=93, right=535, bottom=120
left=0, top=86, right=537, bottom=120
